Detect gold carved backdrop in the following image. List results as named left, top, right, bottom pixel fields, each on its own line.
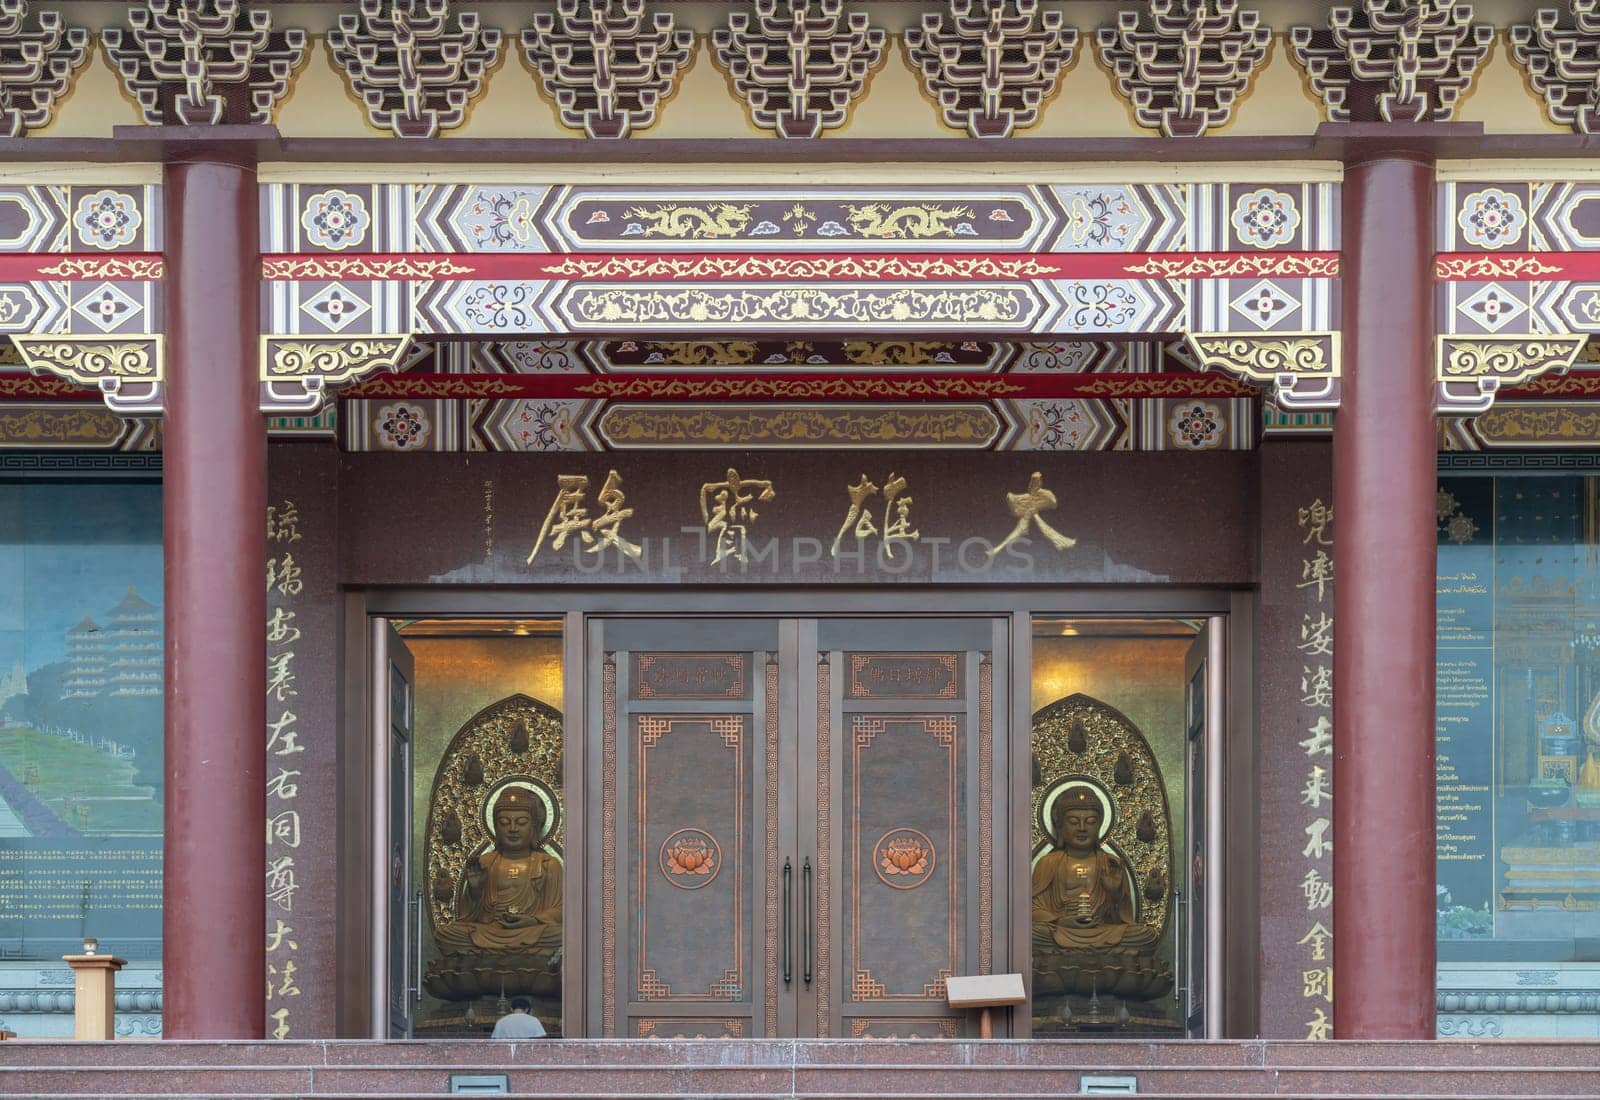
left=1031, top=695, right=1174, bottom=937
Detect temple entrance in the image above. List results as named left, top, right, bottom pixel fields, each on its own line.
left=371, top=607, right=1230, bottom=1039
left=593, top=617, right=1005, bottom=1039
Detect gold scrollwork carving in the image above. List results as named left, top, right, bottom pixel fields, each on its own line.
left=259, top=334, right=414, bottom=414
left=572, top=377, right=1023, bottom=400
left=543, top=255, right=1056, bottom=281
left=263, top=256, right=475, bottom=280
left=1185, top=331, right=1341, bottom=411
left=1435, top=334, right=1589, bottom=415
left=1434, top=255, right=1565, bottom=280
left=37, top=257, right=165, bottom=280
left=12, top=335, right=164, bottom=415
left=1123, top=254, right=1339, bottom=279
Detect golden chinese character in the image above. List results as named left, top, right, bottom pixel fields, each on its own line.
left=1300, top=715, right=1332, bottom=756
left=1298, top=612, right=1333, bottom=657
left=1298, top=921, right=1331, bottom=960
left=1302, top=817, right=1332, bottom=860
left=1301, top=665, right=1332, bottom=709
left=1305, top=1007, right=1331, bottom=1040
left=830, top=473, right=921, bottom=561
left=267, top=768, right=301, bottom=800
left=268, top=960, right=301, bottom=999
left=1300, top=869, right=1332, bottom=911
left=267, top=711, right=303, bottom=756
left=700, top=468, right=775, bottom=566
left=267, top=501, right=302, bottom=544
left=266, top=554, right=303, bottom=598
left=1298, top=499, right=1333, bottom=546
left=1302, top=965, right=1333, bottom=1002
left=267, top=607, right=301, bottom=647
left=528, top=474, right=591, bottom=564
left=266, top=856, right=298, bottom=912
left=270, top=1007, right=291, bottom=1040
left=266, top=919, right=297, bottom=952
left=1302, top=764, right=1330, bottom=808
left=588, top=470, right=642, bottom=560
left=267, top=811, right=300, bottom=848
left=989, top=471, right=1075, bottom=557
left=266, top=652, right=297, bottom=703
left=1298, top=551, right=1334, bottom=601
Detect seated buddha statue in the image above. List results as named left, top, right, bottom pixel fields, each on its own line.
left=1033, top=787, right=1158, bottom=952
left=435, top=787, right=562, bottom=958
left=1031, top=785, right=1170, bottom=1010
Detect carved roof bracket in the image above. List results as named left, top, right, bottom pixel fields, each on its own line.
left=327, top=0, right=503, bottom=138
left=102, top=0, right=307, bottom=126
left=521, top=0, right=694, bottom=139
left=260, top=334, right=414, bottom=414
left=904, top=0, right=1079, bottom=138
left=0, top=0, right=90, bottom=137
left=1511, top=1, right=1600, bottom=134
left=1184, top=331, right=1342, bottom=410
left=713, top=0, right=887, bottom=139
left=1435, top=334, right=1589, bottom=414
left=11, top=335, right=165, bottom=415
left=1290, top=2, right=1493, bottom=123
left=1096, top=0, right=1270, bottom=138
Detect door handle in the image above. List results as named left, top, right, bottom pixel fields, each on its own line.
left=802, top=858, right=813, bottom=987
left=1172, top=887, right=1185, bottom=1007
left=411, top=887, right=424, bottom=1006
left=782, top=858, right=793, bottom=985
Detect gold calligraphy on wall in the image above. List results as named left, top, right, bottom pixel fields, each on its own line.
left=265, top=498, right=305, bottom=1040
left=1295, top=497, right=1334, bottom=1040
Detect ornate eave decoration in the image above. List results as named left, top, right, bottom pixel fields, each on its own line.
left=904, top=0, right=1079, bottom=138
left=1095, top=0, right=1270, bottom=138
left=102, top=0, right=307, bottom=126
left=1435, top=334, right=1589, bottom=414
left=260, top=334, right=414, bottom=413
left=521, top=0, right=694, bottom=139
left=11, top=335, right=164, bottom=415
left=1510, top=2, right=1600, bottom=135
left=712, top=0, right=887, bottom=139
left=0, top=0, right=90, bottom=137
left=1184, top=331, right=1341, bottom=410
left=327, top=0, right=503, bottom=139
left=1289, top=1, right=1493, bottom=123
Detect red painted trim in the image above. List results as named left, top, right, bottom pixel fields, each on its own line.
left=0, top=253, right=164, bottom=280
left=262, top=251, right=1340, bottom=283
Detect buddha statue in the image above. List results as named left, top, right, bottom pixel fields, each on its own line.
left=435, top=786, right=563, bottom=957
left=1031, top=784, right=1171, bottom=1014
left=1032, top=787, right=1158, bottom=953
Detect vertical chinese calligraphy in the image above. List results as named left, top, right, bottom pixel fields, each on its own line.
left=1296, top=497, right=1334, bottom=1038
left=265, top=498, right=305, bottom=1039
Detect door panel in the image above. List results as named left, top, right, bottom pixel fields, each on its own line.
left=1183, top=627, right=1209, bottom=1037
left=807, top=619, right=1003, bottom=1039
left=594, top=616, right=1004, bottom=1039
left=596, top=620, right=784, bottom=1038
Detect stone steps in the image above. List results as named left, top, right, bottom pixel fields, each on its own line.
left=2, top=1039, right=1596, bottom=1098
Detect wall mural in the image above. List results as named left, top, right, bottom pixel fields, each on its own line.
left=0, top=479, right=163, bottom=973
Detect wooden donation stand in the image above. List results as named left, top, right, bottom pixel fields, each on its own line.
left=62, top=949, right=127, bottom=1040
left=946, top=974, right=1027, bottom=1039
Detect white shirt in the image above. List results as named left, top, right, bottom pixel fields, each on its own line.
left=491, top=1011, right=547, bottom=1039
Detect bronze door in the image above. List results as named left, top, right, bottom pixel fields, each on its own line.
left=591, top=616, right=1007, bottom=1039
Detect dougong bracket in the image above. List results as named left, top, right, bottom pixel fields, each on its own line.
left=1435, top=334, right=1590, bottom=414
left=12, top=335, right=165, bottom=415
left=1511, top=2, right=1600, bottom=135
left=102, top=0, right=307, bottom=126
left=261, top=334, right=414, bottom=414
left=1185, top=331, right=1342, bottom=410
left=0, top=0, right=90, bottom=137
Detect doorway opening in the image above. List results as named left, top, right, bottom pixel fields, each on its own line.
left=371, top=607, right=1230, bottom=1040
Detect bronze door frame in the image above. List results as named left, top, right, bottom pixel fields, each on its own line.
left=345, top=589, right=1254, bottom=1040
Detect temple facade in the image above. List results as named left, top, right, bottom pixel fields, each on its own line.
left=2, top=0, right=1600, bottom=1094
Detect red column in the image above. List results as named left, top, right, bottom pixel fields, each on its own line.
left=162, top=155, right=266, bottom=1039
left=1332, top=154, right=1437, bottom=1038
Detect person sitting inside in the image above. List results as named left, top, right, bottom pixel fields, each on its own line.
left=491, top=996, right=546, bottom=1039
